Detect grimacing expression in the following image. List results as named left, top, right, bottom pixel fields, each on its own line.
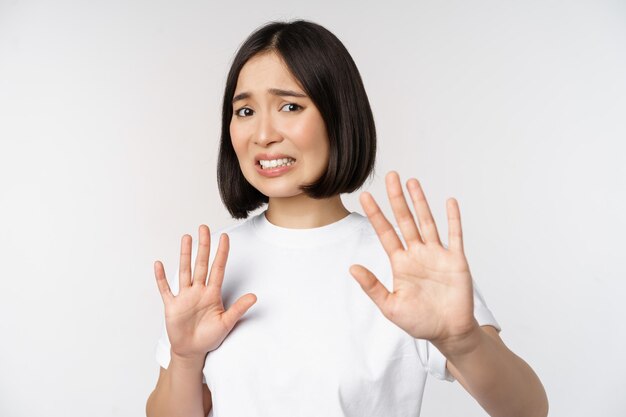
left=229, top=51, right=330, bottom=198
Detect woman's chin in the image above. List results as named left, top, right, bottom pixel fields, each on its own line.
left=261, top=190, right=304, bottom=199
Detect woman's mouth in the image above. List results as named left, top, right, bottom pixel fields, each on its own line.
left=258, top=157, right=296, bottom=170
left=254, top=158, right=296, bottom=177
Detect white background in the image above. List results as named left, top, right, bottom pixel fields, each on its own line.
left=1, top=0, right=625, bottom=416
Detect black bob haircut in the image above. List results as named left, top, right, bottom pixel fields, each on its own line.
left=217, top=20, right=377, bottom=219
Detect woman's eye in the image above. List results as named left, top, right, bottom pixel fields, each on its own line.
left=235, top=107, right=253, bottom=117
left=280, top=103, right=302, bottom=112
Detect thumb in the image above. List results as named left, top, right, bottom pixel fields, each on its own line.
left=349, top=264, right=391, bottom=313
left=222, top=293, right=257, bottom=331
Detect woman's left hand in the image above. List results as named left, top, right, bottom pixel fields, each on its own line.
left=350, top=171, right=480, bottom=353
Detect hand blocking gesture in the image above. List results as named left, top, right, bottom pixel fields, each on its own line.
left=349, top=172, right=479, bottom=355
left=154, top=226, right=257, bottom=362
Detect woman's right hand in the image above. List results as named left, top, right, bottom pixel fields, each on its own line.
left=154, top=225, right=257, bottom=362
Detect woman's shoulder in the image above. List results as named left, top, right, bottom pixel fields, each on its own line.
left=208, top=212, right=261, bottom=239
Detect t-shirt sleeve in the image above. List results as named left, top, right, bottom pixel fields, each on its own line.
left=414, top=280, right=500, bottom=382
left=154, top=243, right=208, bottom=384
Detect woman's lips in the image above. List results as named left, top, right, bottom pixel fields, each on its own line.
left=254, top=153, right=296, bottom=163
left=254, top=160, right=295, bottom=177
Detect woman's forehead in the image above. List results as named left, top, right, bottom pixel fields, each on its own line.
left=235, top=52, right=303, bottom=95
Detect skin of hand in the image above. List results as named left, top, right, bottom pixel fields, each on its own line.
left=349, top=171, right=480, bottom=355
left=154, top=226, right=258, bottom=361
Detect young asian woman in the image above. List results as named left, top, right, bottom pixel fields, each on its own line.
left=146, top=20, right=548, bottom=417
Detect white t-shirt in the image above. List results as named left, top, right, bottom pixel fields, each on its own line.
left=155, top=209, right=499, bottom=417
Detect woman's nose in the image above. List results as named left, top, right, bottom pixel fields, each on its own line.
left=253, top=113, right=283, bottom=146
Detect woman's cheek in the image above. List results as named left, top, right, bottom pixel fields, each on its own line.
left=230, top=124, right=246, bottom=154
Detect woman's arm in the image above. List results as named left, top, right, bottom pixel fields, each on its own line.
left=146, top=353, right=212, bottom=417
left=349, top=172, right=548, bottom=417
left=148, top=227, right=255, bottom=416
left=444, top=325, right=548, bottom=417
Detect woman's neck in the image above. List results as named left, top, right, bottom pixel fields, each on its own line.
left=264, top=194, right=350, bottom=229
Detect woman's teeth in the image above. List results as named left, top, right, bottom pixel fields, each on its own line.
left=259, top=158, right=295, bottom=169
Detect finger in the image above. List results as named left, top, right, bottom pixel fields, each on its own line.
left=359, top=191, right=404, bottom=256
left=406, top=178, right=442, bottom=246
left=179, top=234, right=192, bottom=289
left=349, top=264, right=391, bottom=315
left=154, top=260, right=174, bottom=303
left=192, top=225, right=210, bottom=286
left=446, top=198, right=465, bottom=253
left=221, top=293, right=257, bottom=331
left=385, top=171, right=422, bottom=246
left=207, top=233, right=229, bottom=292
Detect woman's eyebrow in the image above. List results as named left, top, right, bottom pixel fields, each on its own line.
left=267, top=88, right=307, bottom=98
left=232, top=92, right=250, bottom=104
left=232, top=88, right=307, bottom=104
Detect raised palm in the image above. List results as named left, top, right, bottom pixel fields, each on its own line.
left=154, top=226, right=257, bottom=360
left=349, top=172, right=477, bottom=348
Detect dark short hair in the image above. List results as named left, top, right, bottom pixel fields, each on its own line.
left=217, top=20, right=377, bottom=219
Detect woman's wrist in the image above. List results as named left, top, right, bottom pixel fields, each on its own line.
left=431, top=319, right=484, bottom=360
left=170, top=349, right=206, bottom=371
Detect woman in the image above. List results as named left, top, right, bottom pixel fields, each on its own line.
left=146, top=20, right=548, bottom=417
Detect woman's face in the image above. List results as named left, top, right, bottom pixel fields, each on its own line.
left=230, top=51, right=330, bottom=198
